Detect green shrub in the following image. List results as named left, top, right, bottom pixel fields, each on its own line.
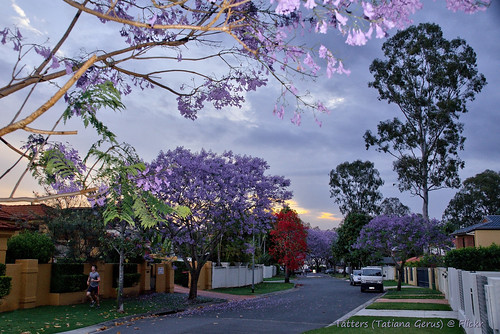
left=445, top=244, right=500, bottom=271
left=406, top=254, right=445, bottom=268
left=50, top=263, right=87, bottom=293
left=6, top=231, right=55, bottom=264
left=112, top=263, right=140, bottom=288
left=0, top=263, right=6, bottom=276
left=50, top=274, right=88, bottom=293
left=0, top=276, right=12, bottom=299
left=173, top=261, right=189, bottom=287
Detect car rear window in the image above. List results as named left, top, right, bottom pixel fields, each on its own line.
left=362, top=269, right=381, bottom=276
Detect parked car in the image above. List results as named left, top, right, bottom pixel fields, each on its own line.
left=360, top=266, right=385, bottom=292
left=325, top=268, right=335, bottom=274
left=350, top=269, right=362, bottom=285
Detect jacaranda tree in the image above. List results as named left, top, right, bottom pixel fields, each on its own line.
left=269, top=207, right=308, bottom=283
left=354, top=214, right=451, bottom=290
left=147, top=147, right=292, bottom=299
left=306, top=228, right=337, bottom=271
left=0, top=0, right=490, bottom=203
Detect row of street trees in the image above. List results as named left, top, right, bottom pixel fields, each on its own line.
left=0, top=0, right=490, bottom=307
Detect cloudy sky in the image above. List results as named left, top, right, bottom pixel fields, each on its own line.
left=1, top=1, right=499, bottom=230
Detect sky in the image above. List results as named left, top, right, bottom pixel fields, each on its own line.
left=0, top=0, right=499, bottom=230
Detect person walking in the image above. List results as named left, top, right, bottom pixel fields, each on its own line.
left=87, top=264, right=101, bottom=309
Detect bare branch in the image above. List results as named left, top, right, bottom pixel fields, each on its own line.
left=0, top=55, right=97, bottom=137
left=23, top=127, right=78, bottom=136
left=0, top=187, right=98, bottom=204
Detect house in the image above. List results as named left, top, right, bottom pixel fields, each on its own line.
left=452, top=215, right=500, bottom=249
left=0, top=204, right=51, bottom=263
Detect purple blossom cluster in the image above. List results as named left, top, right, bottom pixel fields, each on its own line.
left=354, top=214, right=452, bottom=260
left=2, top=0, right=488, bottom=128
left=307, top=228, right=337, bottom=263
left=146, top=147, right=292, bottom=265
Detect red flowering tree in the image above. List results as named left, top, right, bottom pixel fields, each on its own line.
left=269, top=208, right=308, bottom=283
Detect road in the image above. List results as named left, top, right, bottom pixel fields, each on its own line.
left=98, top=274, right=381, bottom=334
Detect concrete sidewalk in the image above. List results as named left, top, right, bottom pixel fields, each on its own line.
left=354, top=309, right=458, bottom=318
left=61, top=286, right=257, bottom=334
left=332, top=287, right=458, bottom=325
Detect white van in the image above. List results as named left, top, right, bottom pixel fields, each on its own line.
left=360, top=266, right=384, bottom=292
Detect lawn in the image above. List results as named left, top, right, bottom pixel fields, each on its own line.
left=383, top=280, right=409, bottom=287
left=0, top=293, right=224, bottom=334
left=211, top=282, right=294, bottom=295
left=383, top=294, right=445, bottom=299
left=263, top=274, right=296, bottom=281
left=366, top=302, right=452, bottom=311
left=305, top=316, right=465, bottom=334
left=385, top=287, right=443, bottom=295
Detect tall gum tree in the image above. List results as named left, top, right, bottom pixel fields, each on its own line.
left=329, top=160, right=384, bottom=216
left=364, top=23, right=487, bottom=220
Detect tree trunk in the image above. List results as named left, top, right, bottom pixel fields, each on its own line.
left=117, top=247, right=124, bottom=312
left=422, top=188, right=429, bottom=221
left=397, top=260, right=406, bottom=292
left=188, top=266, right=201, bottom=300
left=284, top=265, right=290, bottom=283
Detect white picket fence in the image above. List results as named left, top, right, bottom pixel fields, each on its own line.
left=437, top=267, right=500, bottom=334
left=211, top=264, right=276, bottom=289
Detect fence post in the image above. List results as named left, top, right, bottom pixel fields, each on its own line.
left=16, top=259, right=38, bottom=309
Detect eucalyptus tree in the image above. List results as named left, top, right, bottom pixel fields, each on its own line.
left=379, top=197, right=410, bottom=217
left=364, top=23, right=487, bottom=220
left=443, top=169, right=500, bottom=230
left=0, top=0, right=490, bottom=203
left=329, top=160, right=384, bottom=216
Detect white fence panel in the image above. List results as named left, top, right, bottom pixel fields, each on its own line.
left=382, top=266, right=395, bottom=280
left=212, top=265, right=264, bottom=289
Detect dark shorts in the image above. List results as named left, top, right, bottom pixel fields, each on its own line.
left=87, top=285, right=99, bottom=294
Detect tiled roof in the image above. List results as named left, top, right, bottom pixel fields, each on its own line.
left=0, top=204, right=51, bottom=231
left=452, top=215, right=500, bottom=235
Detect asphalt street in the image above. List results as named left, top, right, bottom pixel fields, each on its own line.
left=97, top=274, right=382, bottom=334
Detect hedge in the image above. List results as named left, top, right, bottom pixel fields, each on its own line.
left=50, top=263, right=87, bottom=293
left=6, top=231, right=54, bottom=264
left=112, top=263, right=141, bottom=288
left=173, top=261, right=189, bottom=287
left=0, top=263, right=6, bottom=276
left=444, top=244, right=500, bottom=271
left=0, top=277, right=12, bottom=299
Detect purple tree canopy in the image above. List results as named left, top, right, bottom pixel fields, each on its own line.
left=0, top=0, right=489, bottom=203
left=354, top=214, right=452, bottom=266
left=307, top=228, right=337, bottom=263
left=147, top=147, right=292, bottom=266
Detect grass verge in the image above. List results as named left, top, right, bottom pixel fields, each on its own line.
left=263, top=275, right=296, bottom=281
left=211, top=282, right=294, bottom=295
left=366, top=302, right=452, bottom=311
left=305, top=316, right=464, bottom=333
left=0, top=293, right=223, bottom=334
left=383, top=280, right=409, bottom=287
left=383, top=294, right=445, bottom=299
left=385, top=288, right=443, bottom=295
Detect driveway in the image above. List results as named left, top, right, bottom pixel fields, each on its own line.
left=98, top=274, right=382, bottom=334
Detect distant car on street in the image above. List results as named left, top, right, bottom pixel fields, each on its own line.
left=325, top=268, right=335, bottom=274
left=360, top=266, right=385, bottom=292
left=350, top=269, right=362, bottom=285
